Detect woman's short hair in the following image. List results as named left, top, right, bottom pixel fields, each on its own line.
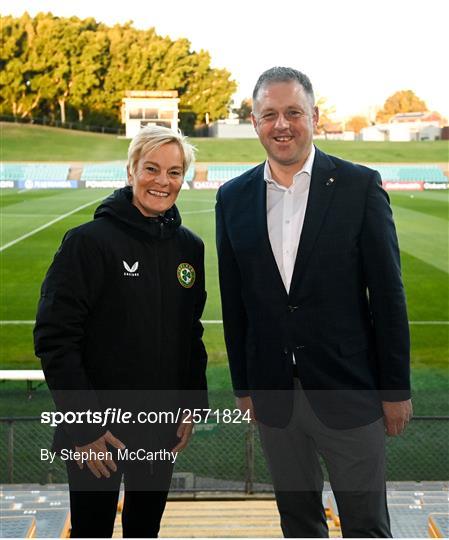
left=127, top=125, right=195, bottom=177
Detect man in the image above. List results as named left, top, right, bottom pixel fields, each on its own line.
left=216, top=67, right=412, bottom=538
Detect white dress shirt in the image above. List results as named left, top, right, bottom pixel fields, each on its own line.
left=264, top=145, right=315, bottom=293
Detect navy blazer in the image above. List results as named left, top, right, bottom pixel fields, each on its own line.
left=216, top=147, right=411, bottom=429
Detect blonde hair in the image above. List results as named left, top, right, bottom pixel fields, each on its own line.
left=127, top=125, right=195, bottom=177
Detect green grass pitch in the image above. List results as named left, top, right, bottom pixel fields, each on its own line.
left=1, top=124, right=448, bottom=483
left=1, top=122, right=448, bottom=162
left=0, top=187, right=448, bottom=418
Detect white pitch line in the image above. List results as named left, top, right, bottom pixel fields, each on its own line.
left=409, top=321, right=449, bottom=325
left=1, top=213, right=60, bottom=218
left=0, top=321, right=36, bottom=325
left=0, top=196, right=105, bottom=252
left=202, top=321, right=449, bottom=325
left=183, top=208, right=214, bottom=215
left=0, top=320, right=448, bottom=325
left=181, top=199, right=216, bottom=203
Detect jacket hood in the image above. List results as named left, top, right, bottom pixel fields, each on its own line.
left=94, top=186, right=181, bottom=239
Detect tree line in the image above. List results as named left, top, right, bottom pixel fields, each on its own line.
left=0, top=12, right=237, bottom=133
left=234, top=91, right=436, bottom=134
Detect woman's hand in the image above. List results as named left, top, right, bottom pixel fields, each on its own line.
left=75, top=430, right=125, bottom=478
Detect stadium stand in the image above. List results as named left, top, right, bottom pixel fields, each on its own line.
left=184, top=165, right=195, bottom=182
left=80, top=162, right=195, bottom=182
left=326, top=494, right=340, bottom=528
left=375, top=165, right=447, bottom=183
left=0, top=163, right=69, bottom=181
left=327, top=491, right=449, bottom=537
left=0, top=515, right=36, bottom=538
left=80, top=163, right=127, bottom=181
left=1, top=489, right=71, bottom=538
left=207, top=164, right=254, bottom=182
left=0, top=163, right=23, bottom=180
left=428, top=513, right=449, bottom=538
left=1, top=485, right=447, bottom=537
left=204, top=164, right=447, bottom=184
left=127, top=492, right=336, bottom=538
left=1, top=162, right=444, bottom=186
left=1, top=509, right=70, bottom=538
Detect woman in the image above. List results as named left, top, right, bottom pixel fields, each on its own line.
left=34, top=125, right=208, bottom=538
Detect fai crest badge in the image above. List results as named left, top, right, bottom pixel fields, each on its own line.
left=177, top=262, right=196, bottom=288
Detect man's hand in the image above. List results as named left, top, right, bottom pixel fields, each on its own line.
left=236, top=396, right=256, bottom=423
left=382, top=399, right=413, bottom=436
left=172, top=414, right=194, bottom=453
left=75, top=430, right=125, bottom=478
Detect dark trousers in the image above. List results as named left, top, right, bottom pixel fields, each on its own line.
left=66, top=452, right=174, bottom=538
left=258, top=379, right=391, bottom=538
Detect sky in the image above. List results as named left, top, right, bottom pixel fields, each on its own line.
left=4, top=0, right=449, bottom=120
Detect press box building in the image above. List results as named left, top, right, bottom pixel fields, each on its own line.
left=122, top=91, right=179, bottom=138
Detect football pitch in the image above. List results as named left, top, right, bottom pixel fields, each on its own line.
left=0, top=187, right=448, bottom=416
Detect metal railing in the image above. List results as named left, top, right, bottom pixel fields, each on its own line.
left=1, top=416, right=448, bottom=490
left=0, top=115, right=125, bottom=135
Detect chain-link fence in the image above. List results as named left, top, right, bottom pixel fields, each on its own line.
left=1, top=416, right=447, bottom=490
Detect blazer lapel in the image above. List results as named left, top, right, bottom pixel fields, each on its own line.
left=251, top=165, right=289, bottom=299
left=289, top=148, right=337, bottom=297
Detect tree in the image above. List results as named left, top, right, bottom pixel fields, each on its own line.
left=69, top=26, right=110, bottom=122
left=345, top=115, right=369, bottom=134
left=102, top=25, right=236, bottom=127
left=26, top=14, right=73, bottom=123
left=0, top=13, right=41, bottom=118
left=315, top=96, right=335, bottom=134
left=234, top=98, right=252, bottom=120
left=178, top=50, right=236, bottom=125
left=376, top=90, right=427, bottom=123
left=0, top=13, right=237, bottom=128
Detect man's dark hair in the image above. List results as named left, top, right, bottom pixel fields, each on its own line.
left=252, top=66, right=315, bottom=105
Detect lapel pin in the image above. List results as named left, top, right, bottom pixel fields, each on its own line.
left=326, top=177, right=335, bottom=186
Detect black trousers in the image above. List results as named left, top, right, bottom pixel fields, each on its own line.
left=258, top=379, right=391, bottom=538
left=66, top=452, right=174, bottom=538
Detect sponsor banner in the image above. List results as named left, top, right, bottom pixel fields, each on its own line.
left=18, top=180, right=78, bottom=189
left=192, top=180, right=226, bottom=190
left=0, top=180, right=15, bottom=189
left=424, top=182, right=449, bottom=190
left=382, top=181, right=424, bottom=191
left=85, top=180, right=126, bottom=188
left=85, top=180, right=189, bottom=189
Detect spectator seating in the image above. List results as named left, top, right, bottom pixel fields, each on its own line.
left=428, top=513, right=449, bottom=538
left=0, top=515, right=36, bottom=538
left=80, top=163, right=194, bottom=182
left=1, top=509, right=70, bottom=538
left=80, top=163, right=127, bottom=181
left=0, top=163, right=69, bottom=181
left=184, top=165, right=195, bottom=182
left=1, top=489, right=70, bottom=538
left=207, top=164, right=254, bottom=182
left=375, top=165, right=447, bottom=183
left=327, top=492, right=449, bottom=537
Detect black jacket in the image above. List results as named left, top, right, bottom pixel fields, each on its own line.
left=216, top=148, right=410, bottom=429
left=34, top=187, right=208, bottom=447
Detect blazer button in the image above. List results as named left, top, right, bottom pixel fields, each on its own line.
left=288, top=305, right=299, bottom=313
